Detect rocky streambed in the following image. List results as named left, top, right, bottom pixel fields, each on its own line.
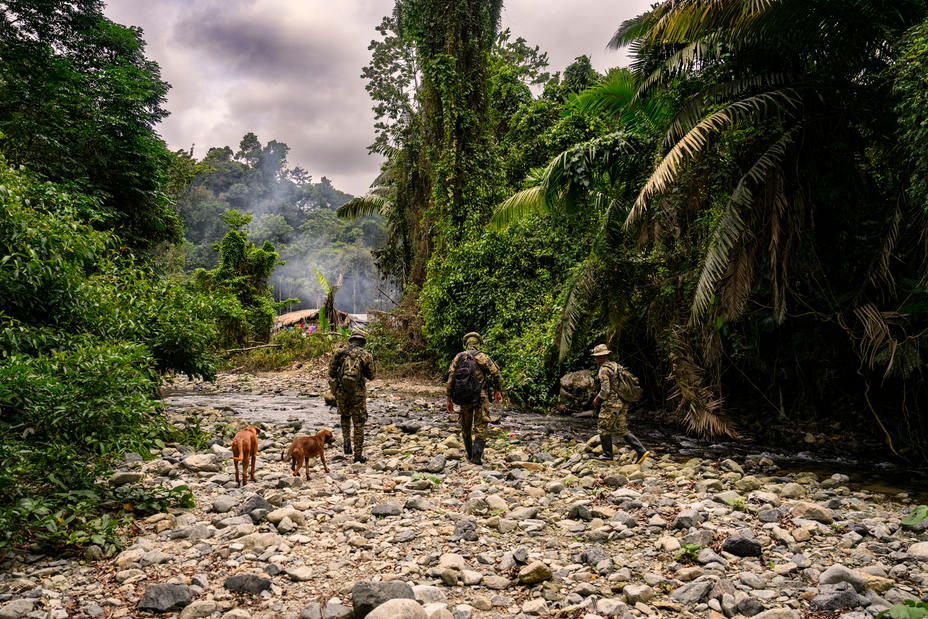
left=1, top=371, right=927, bottom=619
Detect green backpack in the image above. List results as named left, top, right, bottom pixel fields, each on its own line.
left=338, top=347, right=364, bottom=396
left=609, top=362, right=642, bottom=404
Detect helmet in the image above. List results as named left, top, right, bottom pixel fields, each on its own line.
left=462, top=332, right=484, bottom=348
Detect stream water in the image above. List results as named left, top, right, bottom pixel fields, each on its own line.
left=162, top=385, right=927, bottom=501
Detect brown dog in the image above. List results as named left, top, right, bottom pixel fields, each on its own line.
left=230, top=425, right=260, bottom=487
left=281, top=429, right=335, bottom=477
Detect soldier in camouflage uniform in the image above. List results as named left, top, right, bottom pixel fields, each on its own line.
left=446, top=332, right=503, bottom=466
left=329, top=330, right=376, bottom=463
left=591, top=344, right=650, bottom=464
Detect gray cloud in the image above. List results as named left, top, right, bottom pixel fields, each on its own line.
left=104, top=0, right=653, bottom=196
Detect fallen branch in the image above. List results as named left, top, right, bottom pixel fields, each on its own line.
left=225, top=344, right=280, bottom=354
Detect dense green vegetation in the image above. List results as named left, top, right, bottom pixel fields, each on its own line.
left=350, top=0, right=928, bottom=457
left=177, top=135, right=388, bottom=313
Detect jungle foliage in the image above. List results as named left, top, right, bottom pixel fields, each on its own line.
left=178, top=134, right=389, bottom=314
left=357, top=0, right=928, bottom=456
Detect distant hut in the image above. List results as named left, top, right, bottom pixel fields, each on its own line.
left=274, top=308, right=351, bottom=332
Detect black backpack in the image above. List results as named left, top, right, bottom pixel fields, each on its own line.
left=450, top=351, right=482, bottom=405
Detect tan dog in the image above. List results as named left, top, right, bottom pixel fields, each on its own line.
left=281, top=429, right=335, bottom=477
left=230, top=425, right=260, bottom=486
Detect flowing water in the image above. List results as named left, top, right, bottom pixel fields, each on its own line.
left=162, top=382, right=927, bottom=501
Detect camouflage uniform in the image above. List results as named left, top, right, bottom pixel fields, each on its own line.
left=446, top=347, right=503, bottom=441
left=597, top=361, right=629, bottom=436
left=328, top=344, right=376, bottom=454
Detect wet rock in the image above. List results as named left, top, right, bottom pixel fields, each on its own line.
left=223, top=573, right=271, bottom=594
left=137, top=583, right=193, bottom=613
left=352, top=581, right=416, bottom=619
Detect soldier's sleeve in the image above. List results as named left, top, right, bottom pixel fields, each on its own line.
left=445, top=353, right=459, bottom=398
left=328, top=349, right=341, bottom=379
left=480, top=353, right=503, bottom=392
left=597, top=365, right=611, bottom=399
left=363, top=350, right=376, bottom=381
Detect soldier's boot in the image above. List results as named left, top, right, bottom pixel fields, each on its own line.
left=471, top=438, right=486, bottom=466
left=343, top=441, right=353, bottom=456
left=353, top=435, right=367, bottom=463
left=624, top=432, right=650, bottom=464
left=594, top=435, right=614, bottom=462
left=354, top=453, right=368, bottom=463
left=463, top=435, right=474, bottom=463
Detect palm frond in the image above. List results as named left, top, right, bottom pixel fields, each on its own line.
left=489, top=186, right=552, bottom=230
left=336, top=196, right=391, bottom=221
left=567, top=68, right=671, bottom=132
left=690, top=124, right=801, bottom=319
left=554, top=262, right=599, bottom=361
left=627, top=89, right=799, bottom=227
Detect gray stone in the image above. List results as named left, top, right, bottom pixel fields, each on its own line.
left=595, top=598, right=628, bottom=617
left=412, top=585, right=447, bottom=606
left=736, top=597, right=765, bottom=617
left=603, top=475, right=628, bottom=487
left=286, top=566, right=314, bottom=582
left=405, top=497, right=432, bottom=511
left=708, top=580, right=736, bottom=602
left=352, top=581, right=416, bottom=619
left=179, top=601, right=218, bottom=619
left=236, top=494, right=273, bottom=516
left=672, top=510, right=700, bottom=529
left=810, top=582, right=868, bottom=611
left=137, top=583, right=193, bottom=613
left=223, top=574, right=271, bottom=595
left=670, top=581, right=711, bottom=605
left=697, top=547, right=728, bottom=565
left=720, top=459, right=744, bottom=474
left=518, top=562, right=553, bottom=584
left=365, top=599, right=428, bottom=619
left=84, top=604, right=105, bottom=617
left=212, top=496, right=238, bottom=513
left=182, top=454, right=219, bottom=472
left=791, top=501, right=834, bottom=524
left=758, top=508, right=783, bottom=523
left=680, top=530, right=714, bottom=547
left=371, top=500, right=404, bottom=517
left=623, top=585, right=654, bottom=604
left=722, top=535, right=763, bottom=557
left=427, top=455, right=446, bottom=473
left=752, top=610, right=800, bottom=619
left=299, top=602, right=354, bottom=619
left=483, top=576, right=510, bottom=590
left=140, top=550, right=171, bottom=566
left=507, top=506, right=538, bottom=520
left=907, top=542, right=928, bottom=560
left=0, top=599, right=34, bottom=619
left=740, top=572, right=766, bottom=590
left=109, top=471, right=144, bottom=486
left=819, top=564, right=866, bottom=593
left=582, top=546, right=610, bottom=567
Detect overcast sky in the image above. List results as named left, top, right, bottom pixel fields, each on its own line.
left=103, top=0, right=653, bottom=197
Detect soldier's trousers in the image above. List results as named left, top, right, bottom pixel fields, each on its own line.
left=337, top=392, right=368, bottom=453
left=459, top=393, right=491, bottom=441
left=597, top=403, right=629, bottom=436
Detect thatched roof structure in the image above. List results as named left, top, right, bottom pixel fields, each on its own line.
left=275, top=309, right=319, bottom=326
left=275, top=308, right=351, bottom=327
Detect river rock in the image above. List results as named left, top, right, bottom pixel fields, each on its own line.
left=237, top=494, right=273, bottom=516
left=179, top=601, right=217, bottom=619
left=352, top=581, right=416, bottom=619
left=559, top=370, right=597, bottom=410
left=109, top=471, right=144, bottom=486
left=365, top=599, right=428, bottom=619
left=671, top=581, right=711, bottom=605
left=412, top=585, right=447, bottom=605
left=137, top=583, right=193, bottom=613
left=300, top=602, right=354, bottom=619
left=623, top=584, right=654, bottom=604
left=810, top=582, right=868, bottom=611
left=0, top=599, right=34, bottom=619
left=722, top=535, right=763, bottom=557
left=518, top=561, right=553, bottom=584
left=791, top=501, right=833, bottom=524
left=371, top=500, right=403, bottom=517
left=182, top=454, right=219, bottom=472
left=223, top=574, right=271, bottom=594
left=820, top=565, right=866, bottom=592
left=907, top=542, right=928, bottom=560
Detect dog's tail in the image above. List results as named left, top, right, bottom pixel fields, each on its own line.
left=281, top=445, right=295, bottom=463
left=231, top=455, right=244, bottom=461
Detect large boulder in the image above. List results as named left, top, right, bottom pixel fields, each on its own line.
left=559, top=370, right=598, bottom=411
